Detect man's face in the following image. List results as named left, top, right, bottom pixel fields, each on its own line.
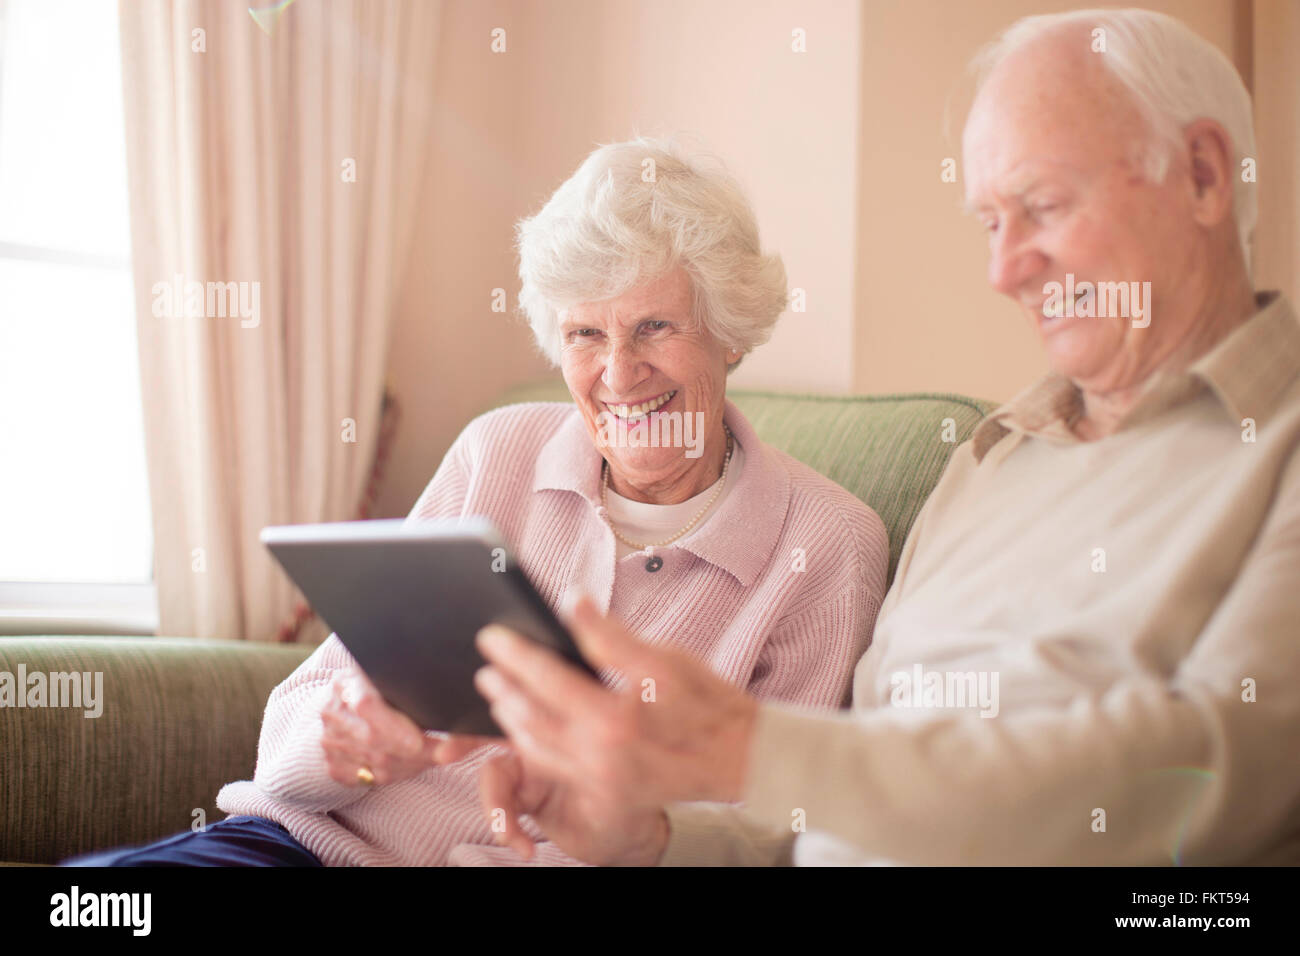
left=962, top=34, right=1194, bottom=392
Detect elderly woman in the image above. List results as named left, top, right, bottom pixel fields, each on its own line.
left=66, top=137, right=888, bottom=866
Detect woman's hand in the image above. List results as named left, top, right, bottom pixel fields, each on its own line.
left=320, top=668, right=444, bottom=787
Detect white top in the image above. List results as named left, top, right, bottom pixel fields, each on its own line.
left=604, top=442, right=745, bottom=559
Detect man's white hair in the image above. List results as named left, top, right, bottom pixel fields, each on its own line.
left=515, top=136, right=787, bottom=368
left=971, top=8, right=1257, bottom=268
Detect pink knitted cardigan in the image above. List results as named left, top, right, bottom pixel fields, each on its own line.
left=217, top=399, right=888, bottom=865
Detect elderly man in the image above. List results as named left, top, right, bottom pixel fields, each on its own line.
left=444, top=8, right=1300, bottom=866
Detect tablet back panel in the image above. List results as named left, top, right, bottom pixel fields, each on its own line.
left=262, top=518, right=591, bottom=736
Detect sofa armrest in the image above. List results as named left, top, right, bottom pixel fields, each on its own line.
left=0, top=637, right=311, bottom=864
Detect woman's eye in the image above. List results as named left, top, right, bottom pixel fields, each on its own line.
left=643, top=320, right=669, bottom=332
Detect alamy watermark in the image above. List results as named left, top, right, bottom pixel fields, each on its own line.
left=50, top=886, right=150, bottom=935
left=889, top=664, right=999, bottom=718
left=0, top=666, right=103, bottom=718
left=1043, top=273, right=1150, bottom=328
left=594, top=409, right=706, bottom=459
left=151, top=273, right=260, bottom=328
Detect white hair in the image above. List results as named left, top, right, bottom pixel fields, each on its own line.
left=971, top=8, right=1257, bottom=268
left=515, top=136, right=788, bottom=369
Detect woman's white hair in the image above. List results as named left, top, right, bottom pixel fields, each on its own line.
left=971, top=8, right=1257, bottom=268
left=515, top=136, right=788, bottom=369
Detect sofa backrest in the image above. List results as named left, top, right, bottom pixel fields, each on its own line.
left=491, top=381, right=998, bottom=584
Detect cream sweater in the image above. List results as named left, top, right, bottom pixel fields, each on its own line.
left=663, top=292, right=1300, bottom=867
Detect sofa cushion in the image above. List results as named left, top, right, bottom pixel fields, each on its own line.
left=0, top=637, right=311, bottom=864
left=490, top=380, right=997, bottom=583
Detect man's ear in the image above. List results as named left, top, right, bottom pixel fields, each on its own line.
left=1183, top=118, right=1236, bottom=228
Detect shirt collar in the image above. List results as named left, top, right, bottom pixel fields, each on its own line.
left=971, top=291, right=1300, bottom=462
left=1188, top=290, right=1300, bottom=425
left=532, top=398, right=790, bottom=587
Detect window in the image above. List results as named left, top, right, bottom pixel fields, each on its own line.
left=0, top=0, right=156, bottom=634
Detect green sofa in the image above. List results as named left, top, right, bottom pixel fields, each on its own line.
left=0, top=383, right=995, bottom=864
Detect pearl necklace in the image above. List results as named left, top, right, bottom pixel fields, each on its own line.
left=600, top=424, right=734, bottom=552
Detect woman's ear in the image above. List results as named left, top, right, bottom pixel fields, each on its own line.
left=725, top=347, right=743, bottom=367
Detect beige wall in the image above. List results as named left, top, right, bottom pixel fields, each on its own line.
left=1252, top=0, right=1300, bottom=306
left=381, top=0, right=546, bottom=519
left=380, top=0, right=863, bottom=517
left=379, top=0, right=1289, bottom=518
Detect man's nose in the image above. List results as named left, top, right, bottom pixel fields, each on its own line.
left=987, top=220, right=1046, bottom=297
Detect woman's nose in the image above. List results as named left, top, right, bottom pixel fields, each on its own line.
left=601, top=343, right=648, bottom=395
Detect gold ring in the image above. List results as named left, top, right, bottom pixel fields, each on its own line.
left=356, top=766, right=376, bottom=786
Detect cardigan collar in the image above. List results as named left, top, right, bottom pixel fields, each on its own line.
left=532, top=398, right=790, bottom=587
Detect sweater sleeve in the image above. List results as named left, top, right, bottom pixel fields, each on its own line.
left=744, top=588, right=881, bottom=709
left=247, top=635, right=370, bottom=812
left=658, top=802, right=796, bottom=866
left=744, top=501, right=888, bottom=710
left=245, top=426, right=477, bottom=813
left=405, top=420, right=475, bottom=525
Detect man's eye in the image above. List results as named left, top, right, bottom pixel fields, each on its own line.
left=569, top=328, right=600, bottom=338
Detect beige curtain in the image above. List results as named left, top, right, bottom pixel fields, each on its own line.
left=119, top=0, right=441, bottom=640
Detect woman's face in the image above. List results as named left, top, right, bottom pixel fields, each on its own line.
left=558, top=267, right=740, bottom=503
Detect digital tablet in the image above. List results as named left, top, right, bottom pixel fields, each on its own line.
left=260, top=517, right=596, bottom=736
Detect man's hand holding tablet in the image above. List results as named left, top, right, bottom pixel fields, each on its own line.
left=431, top=600, right=678, bottom=865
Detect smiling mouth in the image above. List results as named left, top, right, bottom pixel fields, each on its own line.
left=603, top=389, right=678, bottom=421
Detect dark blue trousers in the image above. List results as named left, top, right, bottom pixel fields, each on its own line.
left=62, top=815, right=323, bottom=867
